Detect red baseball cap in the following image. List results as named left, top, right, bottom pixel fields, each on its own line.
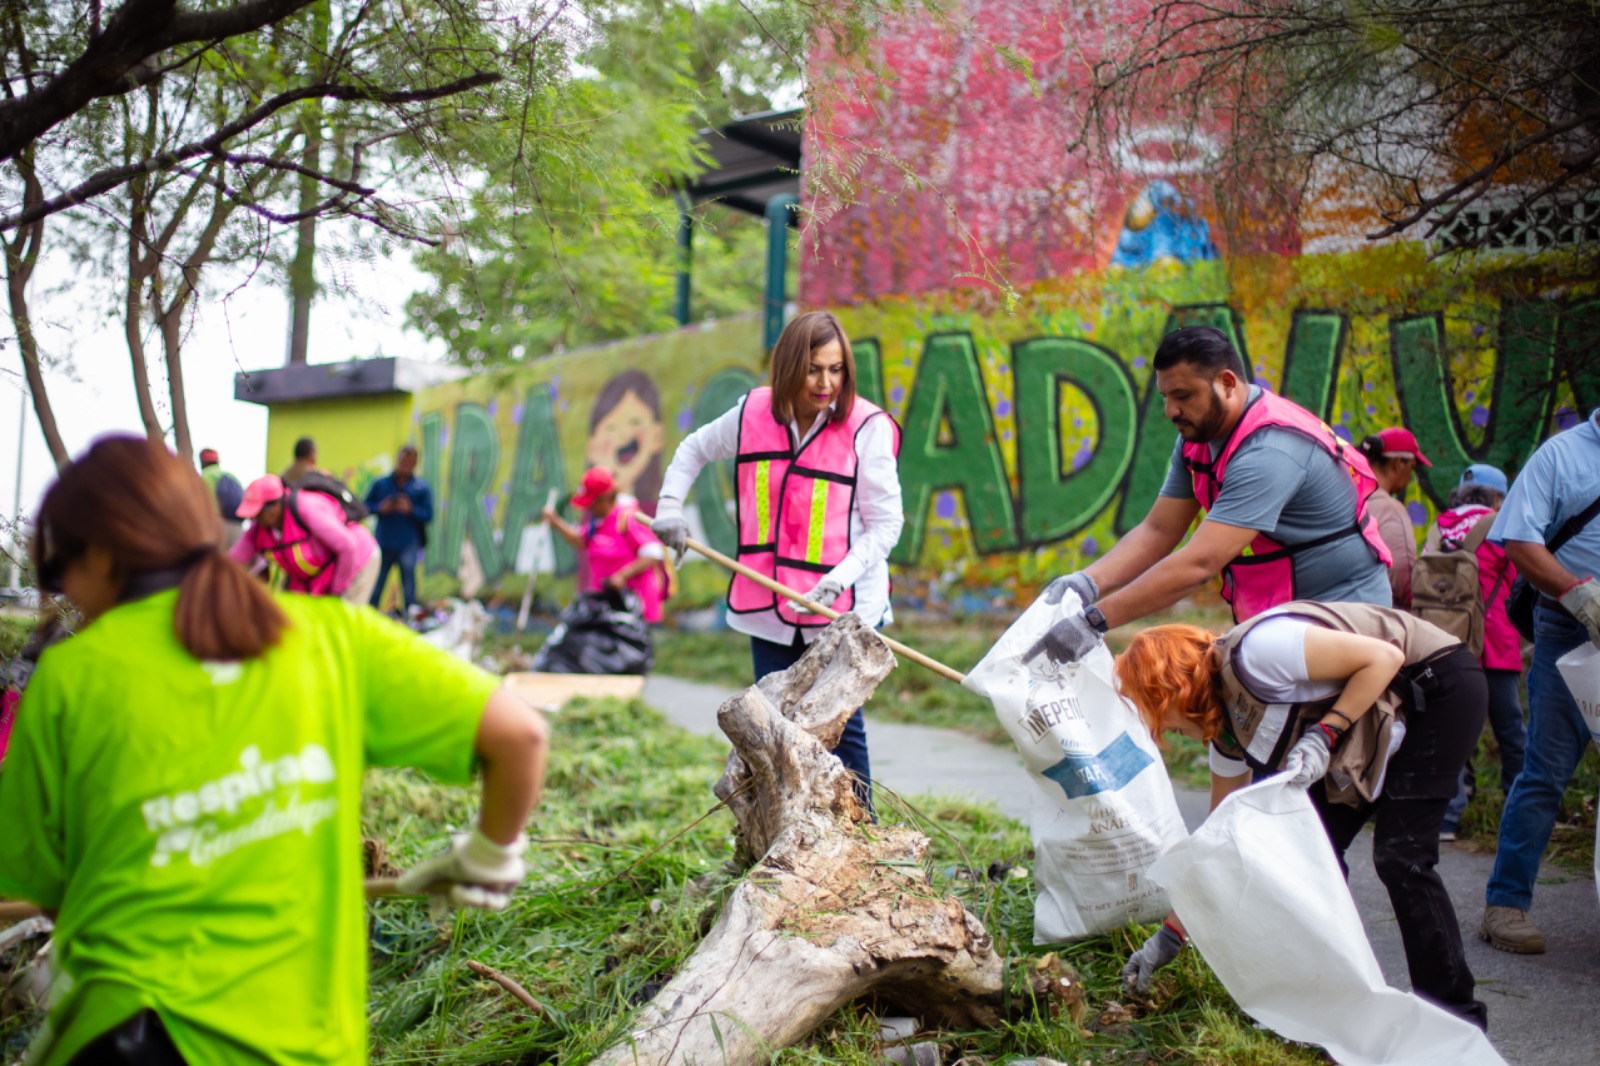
left=198, top=447, right=220, bottom=465
left=571, top=466, right=617, bottom=509
left=236, top=474, right=286, bottom=519
left=1375, top=427, right=1432, bottom=467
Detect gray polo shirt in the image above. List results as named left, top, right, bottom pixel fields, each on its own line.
left=1159, top=389, right=1392, bottom=607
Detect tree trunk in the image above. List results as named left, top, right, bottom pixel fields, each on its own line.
left=4, top=152, right=68, bottom=469
left=594, top=616, right=1017, bottom=1066
left=123, top=90, right=163, bottom=442
left=286, top=4, right=328, bottom=366
left=156, top=176, right=235, bottom=465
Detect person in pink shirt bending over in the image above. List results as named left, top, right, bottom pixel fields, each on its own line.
left=230, top=474, right=381, bottom=605
left=543, top=466, right=670, bottom=623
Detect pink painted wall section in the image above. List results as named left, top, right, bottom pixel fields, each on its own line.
left=802, top=0, right=1302, bottom=308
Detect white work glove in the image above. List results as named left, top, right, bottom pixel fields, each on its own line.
left=1122, top=921, right=1185, bottom=992
left=1281, top=726, right=1334, bottom=789
left=795, top=576, right=844, bottom=614
left=1559, top=577, right=1600, bottom=646
left=1041, top=571, right=1097, bottom=606
left=396, top=826, right=527, bottom=912
left=651, top=497, right=689, bottom=564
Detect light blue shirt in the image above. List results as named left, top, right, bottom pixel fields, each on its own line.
left=1490, top=409, right=1600, bottom=580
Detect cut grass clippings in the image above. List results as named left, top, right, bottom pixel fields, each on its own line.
left=361, top=695, right=1322, bottom=1064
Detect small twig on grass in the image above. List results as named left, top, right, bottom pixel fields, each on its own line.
left=466, top=959, right=546, bottom=1017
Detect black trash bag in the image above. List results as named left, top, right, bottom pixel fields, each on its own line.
left=531, top=587, right=653, bottom=675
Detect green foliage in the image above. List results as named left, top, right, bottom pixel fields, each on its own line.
left=363, top=696, right=1320, bottom=1064
left=407, top=1, right=799, bottom=363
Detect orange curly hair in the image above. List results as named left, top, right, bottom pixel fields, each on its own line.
left=1114, top=624, right=1228, bottom=744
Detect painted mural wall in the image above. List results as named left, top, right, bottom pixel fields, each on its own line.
left=267, top=247, right=1595, bottom=603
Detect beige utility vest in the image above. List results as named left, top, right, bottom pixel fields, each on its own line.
left=1213, top=601, right=1461, bottom=806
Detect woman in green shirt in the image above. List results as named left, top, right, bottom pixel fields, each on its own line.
left=0, top=437, right=550, bottom=1065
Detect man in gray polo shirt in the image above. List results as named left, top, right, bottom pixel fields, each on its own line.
left=1029, top=326, right=1392, bottom=664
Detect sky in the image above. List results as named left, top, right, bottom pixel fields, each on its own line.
left=0, top=250, right=446, bottom=523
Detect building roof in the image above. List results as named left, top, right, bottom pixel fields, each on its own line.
left=233, top=357, right=464, bottom=406
left=685, top=109, right=801, bottom=220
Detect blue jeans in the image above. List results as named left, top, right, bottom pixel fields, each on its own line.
left=750, top=632, right=873, bottom=812
left=1485, top=604, right=1592, bottom=910
left=370, top=546, right=420, bottom=611
left=1443, top=668, right=1528, bottom=829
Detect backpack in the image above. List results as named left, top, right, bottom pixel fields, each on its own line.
left=1410, top=517, right=1497, bottom=658
left=290, top=471, right=370, bottom=524
left=214, top=473, right=244, bottom=521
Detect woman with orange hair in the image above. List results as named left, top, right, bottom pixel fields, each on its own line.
left=1114, top=602, right=1489, bottom=1030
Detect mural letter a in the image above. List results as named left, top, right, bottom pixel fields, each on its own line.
left=891, top=333, right=1017, bottom=565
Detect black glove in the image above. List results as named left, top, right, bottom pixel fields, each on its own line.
left=1025, top=609, right=1103, bottom=665
left=1042, top=571, right=1098, bottom=606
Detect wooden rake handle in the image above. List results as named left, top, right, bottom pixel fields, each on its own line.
left=636, top=512, right=966, bottom=685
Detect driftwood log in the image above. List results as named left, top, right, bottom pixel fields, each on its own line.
left=595, top=615, right=1011, bottom=1066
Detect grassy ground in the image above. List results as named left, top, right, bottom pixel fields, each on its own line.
left=361, top=696, right=1322, bottom=1064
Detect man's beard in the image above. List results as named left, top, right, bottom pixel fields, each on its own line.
left=1174, top=387, right=1230, bottom=442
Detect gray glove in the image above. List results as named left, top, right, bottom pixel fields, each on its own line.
left=795, top=576, right=844, bottom=614
left=1122, top=922, right=1185, bottom=992
left=1282, top=726, right=1334, bottom=788
left=1559, top=577, right=1600, bottom=646
left=396, top=827, right=527, bottom=912
left=650, top=497, right=689, bottom=564
left=1025, top=609, right=1103, bottom=665
left=1042, top=571, right=1098, bottom=606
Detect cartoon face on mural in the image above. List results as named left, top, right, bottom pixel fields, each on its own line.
left=586, top=370, right=665, bottom=510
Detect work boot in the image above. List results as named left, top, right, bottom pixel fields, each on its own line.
left=1479, top=905, right=1546, bottom=954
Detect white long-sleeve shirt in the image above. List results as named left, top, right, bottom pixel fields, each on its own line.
left=660, top=394, right=904, bottom=645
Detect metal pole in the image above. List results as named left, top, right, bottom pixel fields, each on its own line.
left=673, top=193, right=693, bottom=327
left=763, top=194, right=798, bottom=351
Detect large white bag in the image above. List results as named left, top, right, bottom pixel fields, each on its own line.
left=1149, top=777, right=1506, bottom=1066
left=1554, top=642, right=1600, bottom=902
left=964, top=591, right=1186, bottom=941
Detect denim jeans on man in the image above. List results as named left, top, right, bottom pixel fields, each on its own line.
left=370, top=546, right=420, bottom=611
left=750, top=632, right=872, bottom=813
left=1485, top=604, right=1593, bottom=911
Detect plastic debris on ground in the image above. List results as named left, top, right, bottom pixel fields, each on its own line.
left=530, top=589, right=652, bottom=676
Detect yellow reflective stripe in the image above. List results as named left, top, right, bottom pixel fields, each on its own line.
left=291, top=542, right=320, bottom=578
left=755, top=461, right=772, bottom=544
left=806, top=479, right=829, bottom=564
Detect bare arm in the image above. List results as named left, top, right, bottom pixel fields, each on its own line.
left=1095, top=517, right=1258, bottom=628
left=473, top=688, right=550, bottom=845
left=541, top=507, right=585, bottom=552
left=1505, top=539, right=1585, bottom=599
left=1299, top=627, right=1406, bottom=733
left=1083, top=495, right=1201, bottom=597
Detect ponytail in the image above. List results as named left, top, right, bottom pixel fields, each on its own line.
left=1357, top=434, right=1387, bottom=467
left=34, top=436, right=288, bottom=662
left=174, top=549, right=286, bottom=661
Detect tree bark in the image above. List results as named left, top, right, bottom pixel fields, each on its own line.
left=285, top=3, right=328, bottom=366
left=123, top=90, right=164, bottom=442
left=594, top=616, right=1016, bottom=1066
left=3, top=150, right=67, bottom=469
left=156, top=174, right=237, bottom=464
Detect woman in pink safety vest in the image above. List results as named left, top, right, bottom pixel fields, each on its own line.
left=229, top=475, right=381, bottom=605
left=651, top=311, right=904, bottom=809
left=543, top=466, right=669, bottom=623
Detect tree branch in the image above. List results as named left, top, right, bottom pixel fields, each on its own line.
left=0, top=71, right=500, bottom=232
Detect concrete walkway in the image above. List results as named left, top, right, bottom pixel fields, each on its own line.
left=642, top=674, right=1600, bottom=1066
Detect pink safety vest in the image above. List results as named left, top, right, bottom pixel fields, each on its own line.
left=730, top=387, right=901, bottom=628
left=248, top=488, right=343, bottom=595
left=1183, top=390, right=1393, bottom=623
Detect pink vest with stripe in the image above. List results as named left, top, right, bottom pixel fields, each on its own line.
left=1183, top=390, right=1393, bottom=623
left=246, top=490, right=341, bottom=595
left=730, top=387, right=900, bottom=628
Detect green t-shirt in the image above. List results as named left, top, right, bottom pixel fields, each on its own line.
left=0, top=590, right=500, bottom=1064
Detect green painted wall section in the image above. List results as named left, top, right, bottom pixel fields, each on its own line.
left=264, top=393, right=415, bottom=500
left=261, top=251, right=1596, bottom=602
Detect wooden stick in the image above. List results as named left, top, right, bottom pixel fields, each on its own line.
left=466, top=958, right=547, bottom=1016
left=634, top=514, right=966, bottom=685
left=1, top=878, right=407, bottom=925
